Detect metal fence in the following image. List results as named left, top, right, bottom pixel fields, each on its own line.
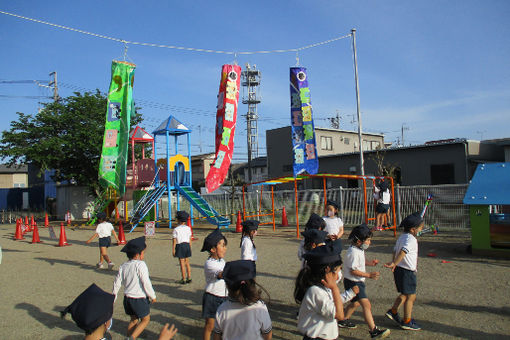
left=199, top=184, right=470, bottom=229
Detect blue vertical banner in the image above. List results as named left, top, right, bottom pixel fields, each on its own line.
left=290, top=67, right=319, bottom=176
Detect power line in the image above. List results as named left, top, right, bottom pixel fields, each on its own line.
left=0, top=10, right=351, bottom=55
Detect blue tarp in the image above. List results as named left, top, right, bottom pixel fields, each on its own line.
left=463, top=162, right=510, bottom=205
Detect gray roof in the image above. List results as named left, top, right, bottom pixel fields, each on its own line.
left=0, top=164, right=28, bottom=173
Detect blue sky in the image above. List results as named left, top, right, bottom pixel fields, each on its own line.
left=1, top=0, right=509, bottom=161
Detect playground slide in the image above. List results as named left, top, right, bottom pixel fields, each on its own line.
left=176, top=185, right=231, bottom=228
left=129, top=186, right=167, bottom=232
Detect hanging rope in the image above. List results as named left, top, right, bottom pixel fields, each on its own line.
left=0, top=10, right=351, bottom=55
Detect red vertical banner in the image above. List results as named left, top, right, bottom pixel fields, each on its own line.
left=206, top=64, right=242, bottom=193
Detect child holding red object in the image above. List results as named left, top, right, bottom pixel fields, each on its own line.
left=172, top=210, right=193, bottom=284
left=384, top=212, right=424, bottom=331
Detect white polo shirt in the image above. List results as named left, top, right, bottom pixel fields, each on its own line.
left=96, top=222, right=114, bottom=238
left=297, top=285, right=337, bottom=339
left=172, top=225, right=192, bottom=244
left=241, top=236, right=257, bottom=261
left=214, top=300, right=272, bottom=339
left=112, top=260, right=156, bottom=300
left=204, top=258, right=227, bottom=297
left=394, top=233, right=418, bottom=272
left=343, top=245, right=366, bottom=282
left=323, top=216, right=344, bottom=237
left=374, top=187, right=391, bottom=204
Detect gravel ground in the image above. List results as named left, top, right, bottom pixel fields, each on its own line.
left=1, top=223, right=510, bottom=340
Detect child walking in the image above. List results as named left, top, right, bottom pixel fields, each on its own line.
left=384, top=212, right=424, bottom=331
left=113, top=236, right=157, bottom=340
left=339, top=224, right=390, bottom=338
left=86, top=212, right=120, bottom=269
left=172, top=210, right=192, bottom=284
left=213, top=260, right=272, bottom=339
left=323, top=200, right=344, bottom=242
left=201, top=229, right=228, bottom=340
left=373, top=181, right=391, bottom=231
left=240, top=220, right=259, bottom=262
left=295, top=244, right=358, bottom=340
left=297, top=213, right=326, bottom=264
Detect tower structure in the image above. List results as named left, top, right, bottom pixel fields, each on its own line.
left=241, top=63, right=262, bottom=182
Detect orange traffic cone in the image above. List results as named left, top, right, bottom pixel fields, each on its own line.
left=117, top=221, right=127, bottom=245
left=187, top=216, right=197, bottom=241
left=31, top=222, right=42, bottom=243
left=57, top=222, right=71, bottom=247
left=31, top=215, right=36, bottom=231
left=44, top=213, right=49, bottom=228
left=281, top=206, right=289, bottom=226
left=14, top=218, right=24, bottom=240
left=24, top=216, right=31, bottom=232
left=235, top=211, right=242, bottom=233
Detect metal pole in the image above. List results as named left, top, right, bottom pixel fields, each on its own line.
left=338, top=186, right=344, bottom=222
left=351, top=29, right=365, bottom=176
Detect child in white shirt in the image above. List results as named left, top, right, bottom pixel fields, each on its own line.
left=113, top=236, right=156, bottom=340
left=240, top=220, right=259, bottom=262
left=295, top=244, right=358, bottom=340
left=213, top=260, right=272, bottom=340
left=373, top=181, right=391, bottom=231
left=201, top=229, right=228, bottom=340
left=86, top=212, right=119, bottom=269
left=384, top=212, right=424, bottom=331
left=340, top=224, right=390, bottom=339
left=172, top=211, right=193, bottom=284
left=323, top=200, right=344, bottom=242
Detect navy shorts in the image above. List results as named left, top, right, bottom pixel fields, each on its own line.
left=376, top=203, right=390, bottom=214
left=202, top=292, right=227, bottom=318
left=123, top=296, right=150, bottom=318
left=343, top=278, right=367, bottom=302
left=98, top=236, right=111, bottom=248
left=394, top=266, right=417, bottom=295
left=175, top=242, right=191, bottom=259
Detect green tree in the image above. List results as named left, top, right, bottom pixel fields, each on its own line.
left=0, top=91, right=143, bottom=195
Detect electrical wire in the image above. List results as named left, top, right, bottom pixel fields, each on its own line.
left=0, top=10, right=351, bottom=55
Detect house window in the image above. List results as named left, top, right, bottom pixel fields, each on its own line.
left=371, top=141, right=381, bottom=150
left=430, top=164, right=455, bottom=184
left=344, top=137, right=350, bottom=145
left=320, top=136, right=333, bottom=150
left=13, top=183, right=25, bottom=188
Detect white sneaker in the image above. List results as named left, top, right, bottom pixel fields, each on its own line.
left=108, top=262, right=115, bottom=270
left=96, top=262, right=104, bottom=269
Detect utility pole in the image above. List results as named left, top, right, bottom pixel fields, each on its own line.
left=351, top=28, right=364, bottom=176
left=401, top=123, right=409, bottom=146
left=48, top=71, right=58, bottom=102
left=241, top=63, right=261, bottom=182
left=198, top=124, right=203, bottom=153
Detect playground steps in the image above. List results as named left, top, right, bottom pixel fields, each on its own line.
left=177, top=185, right=231, bottom=228
left=129, top=186, right=167, bottom=231
left=87, top=192, right=113, bottom=225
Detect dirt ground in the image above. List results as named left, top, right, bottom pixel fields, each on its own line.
left=1, top=223, right=510, bottom=340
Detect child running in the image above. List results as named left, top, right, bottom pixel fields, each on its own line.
left=339, top=224, right=390, bottom=338
left=86, top=212, right=120, bottom=269
left=373, top=181, right=391, bottom=231
left=384, top=212, right=424, bottom=331
left=213, top=260, right=272, bottom=340
left=201, top=229, right=228, bottom=340
left=113, top=236, right=156, bottom=340
left=295, top=244, right=358, bottom=340
left=172, top=210, right=193, bottom=284
left=323, top=200, right=344, bottom=242
left=240, top=220, right=259, bottom=262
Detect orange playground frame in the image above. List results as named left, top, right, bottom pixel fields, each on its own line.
left=242, top=173, right=397, bottom=238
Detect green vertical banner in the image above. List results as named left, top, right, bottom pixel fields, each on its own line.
left=98, top=60, right=136, bottom=196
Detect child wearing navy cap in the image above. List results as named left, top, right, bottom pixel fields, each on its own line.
left=86, top=212, right=120, bottom=269
left=297, top=213, right=326, bottom=264
left=373, top=181, right=391, bottom=231
left=298, top=229, right=327, bottom=268
left=113, top=236, right=156, bottom=340
left=384, top=212, right=424, bottom=331
left=213, top=260, right=272, bottom=339
left=340, top=225, right=389, bottom=338
left=240, top=220, right=259, bottom=262
left=323, top=200, right=344, bottom=242
left=61, top=283, right=114, bottom=339
left=172, top=210, right=193, bottom=284
left=201, top=229, right=228, bottom=340
left=295, top=244, right=359, bottom=340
